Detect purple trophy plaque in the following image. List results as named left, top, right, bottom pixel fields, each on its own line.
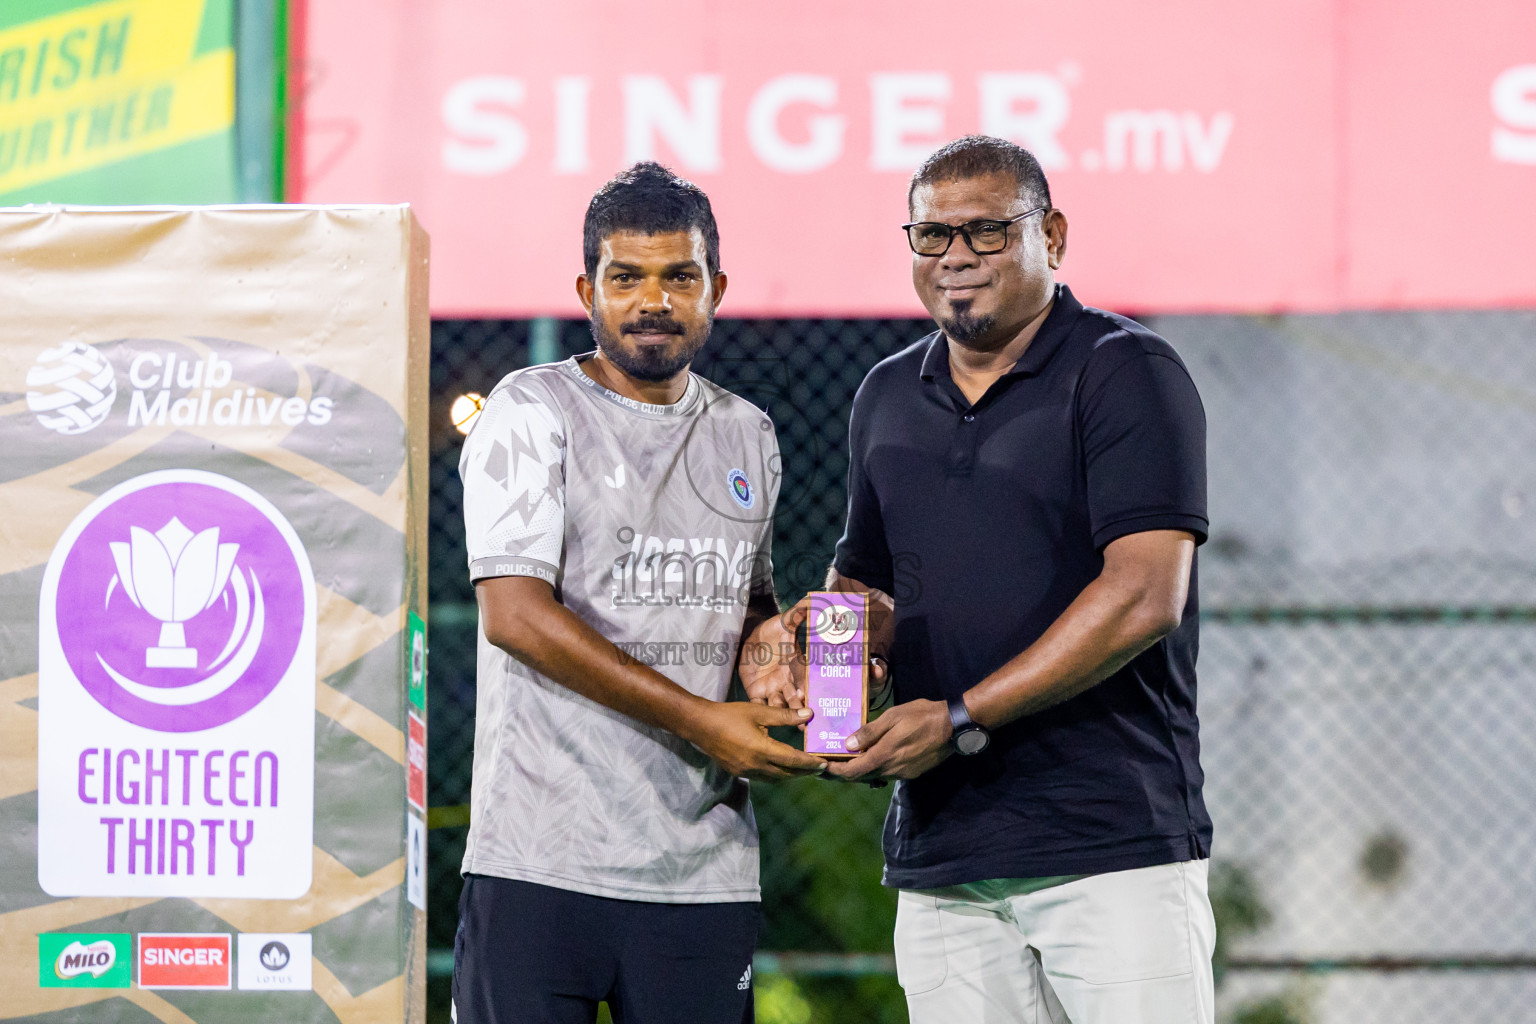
left=804, top=592, right=868, bottom=758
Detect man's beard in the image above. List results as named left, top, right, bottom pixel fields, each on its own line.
left=939, top=301, right=997, bottom=346
left=590, top=313, right=711, bottom=383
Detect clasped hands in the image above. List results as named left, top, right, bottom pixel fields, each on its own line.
left=739, top=599, right=953, bottom=782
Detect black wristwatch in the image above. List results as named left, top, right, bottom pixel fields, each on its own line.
left=947, top=696, right=990, bottom=756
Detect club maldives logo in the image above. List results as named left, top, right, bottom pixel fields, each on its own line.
left=25, top=339, right=340, bottom=438
left=26, top=342, right=118, bottom=435
left=51, top=473, right=305, bottom=732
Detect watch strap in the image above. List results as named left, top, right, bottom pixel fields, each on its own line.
left=947, top=695, right=990, bottom=755
left=947, top=696, right=975, bottom=735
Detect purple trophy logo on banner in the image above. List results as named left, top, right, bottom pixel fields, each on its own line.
left=53, top=480, right=305, bottom=732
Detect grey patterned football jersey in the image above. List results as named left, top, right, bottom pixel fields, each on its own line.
left=459, top=355, right=780, bottom=902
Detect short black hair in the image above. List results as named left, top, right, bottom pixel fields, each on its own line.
left=908, top=135, right=1052, bottom=213
left=583, top=162, right=721, bottom=278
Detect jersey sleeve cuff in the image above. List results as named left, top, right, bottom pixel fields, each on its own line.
left=470, top=555, right=559, bottom=586
left=1092, top=513, right=1209, bottom=551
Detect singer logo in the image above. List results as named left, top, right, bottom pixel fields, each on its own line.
left=441, top=70, right=1235, bottom=178
left=1492, top=64, right=1536, bottom=165
left=407, top=711, right=427, bottom=813
left=137, top=933, right=232, bottom=990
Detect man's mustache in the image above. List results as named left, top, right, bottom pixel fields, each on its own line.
left=622, top=317, right=685, bottom=335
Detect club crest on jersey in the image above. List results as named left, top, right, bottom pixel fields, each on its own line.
left=726, top=468, right=754, bottom=510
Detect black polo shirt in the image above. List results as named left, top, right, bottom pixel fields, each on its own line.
left=833, top=283, right=1212, bottom=887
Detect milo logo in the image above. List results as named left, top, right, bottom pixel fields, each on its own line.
left=56, top=940, right=116, bottom=978
left=38, top=934, right=131, bottom=988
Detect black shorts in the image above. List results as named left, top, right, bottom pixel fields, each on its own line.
left=451, top=874, right=758, bottom=1024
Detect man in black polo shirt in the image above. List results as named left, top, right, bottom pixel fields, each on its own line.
left=825, top=135, right=1215, bottom=1022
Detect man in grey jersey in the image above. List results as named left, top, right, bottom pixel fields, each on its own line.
left=451, top=162, right=824, bottom=1024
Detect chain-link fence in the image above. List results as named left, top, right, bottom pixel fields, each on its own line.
left=1175, top=310, right=1536, bottom=1024
left=424, top=309, right=1536, bottom=1024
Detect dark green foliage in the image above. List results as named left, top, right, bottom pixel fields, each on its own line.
left=1232, top=993, right=1312, bottom=1024
left=755, top=776, right=896, bottom=952
left=1209, top=860, right=1272, bottom=985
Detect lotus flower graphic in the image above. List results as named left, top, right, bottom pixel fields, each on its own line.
left=51, top=474, right=303, bottom=732
left=108, top=518, right=239, bottom=668
left=260, top=941, right=290, bottom=970
left=92, top=509, right=267, bottom=709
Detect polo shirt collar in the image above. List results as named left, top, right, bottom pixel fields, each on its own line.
left=919, top=283, right=1084, bottom=382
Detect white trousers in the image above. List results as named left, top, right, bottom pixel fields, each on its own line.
left=895, top=860, right=1216, bottom=1024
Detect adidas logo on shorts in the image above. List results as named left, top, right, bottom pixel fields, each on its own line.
left=737, top=964, right=752, bottom=991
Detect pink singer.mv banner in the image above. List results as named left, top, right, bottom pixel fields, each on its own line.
left=298, top=0, right=1536, bottom=316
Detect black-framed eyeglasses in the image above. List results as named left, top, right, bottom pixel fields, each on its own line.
left=901, top=207, right=1047, bottom=257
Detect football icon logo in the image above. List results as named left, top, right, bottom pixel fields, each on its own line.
left=27, top=342, right=117, bottom=435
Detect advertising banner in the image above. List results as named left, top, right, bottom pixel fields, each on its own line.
left=0, top=0, right=244, bottom=205
left=297, top=0, right=1536, bottom=315
left=0, top=205, right=429, bottom=1023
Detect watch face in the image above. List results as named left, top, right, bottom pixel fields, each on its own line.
left=955, top=727, right=989, bottom=756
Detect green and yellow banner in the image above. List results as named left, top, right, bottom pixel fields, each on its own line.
left=0, top=0, right=240, bottom=204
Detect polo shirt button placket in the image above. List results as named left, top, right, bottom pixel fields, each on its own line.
left=946, top=409, right=980, bottom=477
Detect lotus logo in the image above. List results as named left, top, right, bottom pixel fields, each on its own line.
left=259, top=941, right=290, bottom=971
left=110, top=517, right=241, bottom=669
left=50, top=473, right=307, bottom=733
left=55, top=939, right=116, bottom=979
left=96, top=515, right=267, bottom=707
